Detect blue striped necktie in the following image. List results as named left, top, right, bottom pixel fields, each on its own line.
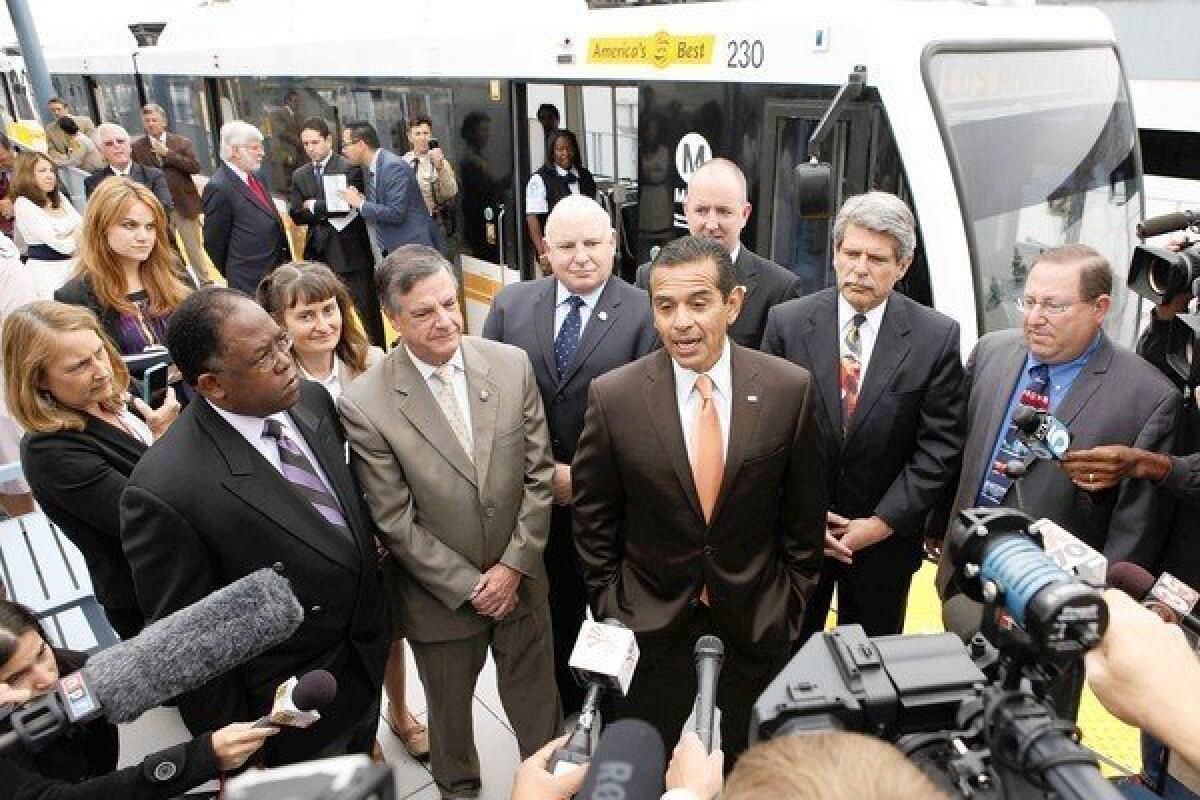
left=262, top=418, right=350, bottom=536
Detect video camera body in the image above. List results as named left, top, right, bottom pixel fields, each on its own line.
left=1128, top=209, right=1200, bottom=386
left=751, top=508, right=1119, bottom=800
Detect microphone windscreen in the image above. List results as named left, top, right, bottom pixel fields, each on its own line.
left=292, top=669, right=338, bottom=711
left=576, top=718, right=665, bottom=800
left=694, top=634, right=724, bottom=661
left=84, top=568, right=303, bottom=723
left=1011, top=404, right=1040, bottom=434
left=1107, top=561, right=1156, bottom=601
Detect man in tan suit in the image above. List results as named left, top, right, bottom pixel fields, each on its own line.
left=338, top=245, right=559, bottom=799
left=44, top=97, right=95, bottom=167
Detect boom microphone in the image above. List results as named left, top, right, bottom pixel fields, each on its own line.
left=1108, top=561, right=1200, bottom=638
left=1012, top=405, right=1072, bottom=460
left=3, top=568, right=303, bottom=753
left=1138, top=210, right=1196, bottom=239
left=575, top=719, right=665, bottom=800
left=693, top=635, right=724, bottom=753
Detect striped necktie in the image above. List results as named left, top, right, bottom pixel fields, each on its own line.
left=262, top=418, right=350, bottom=536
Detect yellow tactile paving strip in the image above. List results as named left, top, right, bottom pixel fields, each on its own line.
left=828, top=562, right=1141, bottom=778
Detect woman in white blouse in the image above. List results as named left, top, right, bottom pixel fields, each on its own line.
left=10, top=151, right=81, bottom=298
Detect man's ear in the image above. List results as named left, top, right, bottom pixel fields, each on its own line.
left=196, top=372, right=224, bottom=402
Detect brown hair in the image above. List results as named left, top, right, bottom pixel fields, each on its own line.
left=1031, top=244, right=1113, bottom=302
left=723, top=732, right=950, bottom=800
left=408, top=113, right=433, bottom=130
left=3, top=301, right=131, bottom=433
left=9, top=151, right=62, bottom=209
left=256, top=261, right=370, bottom=372
left=76, top=177, right=191, bottom=317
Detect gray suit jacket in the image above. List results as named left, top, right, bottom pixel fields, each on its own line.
left=338, top=336, right=555, bottom=642
left=938, top=329, right=1180, bottom=632
left=635, top=245, right=802, bottom=350
left=482, top=275, right=658, bottom=463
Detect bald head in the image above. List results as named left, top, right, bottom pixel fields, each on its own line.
left=684, top=157, right=752, bottom=252
left=544, top=195, right=615, bottom=295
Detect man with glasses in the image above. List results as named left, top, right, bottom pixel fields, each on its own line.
left=936, top=244, right=1180, bottom=646
left=120, top=287, right=390, bottom=767
left=203, top=121, right=292, bottom=293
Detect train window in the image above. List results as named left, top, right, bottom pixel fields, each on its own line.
left=93, top=76, right=142, bottom=137
left=50, top=75, right=93, bottom=121
left=927, top=46, right=1141, bottom=342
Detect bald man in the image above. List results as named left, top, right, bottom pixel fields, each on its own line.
left=635, top=158, right=803, bottom=349
left=484, top=195, right=658, bottom=711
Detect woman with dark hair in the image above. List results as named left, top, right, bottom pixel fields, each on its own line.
left=4, top=301, right=180, bottom=640
left=256, top=261, right=382, bottom=399
left=0, top=598, right=276, bottom=797
left=524, top=129, right=597, bottom=272
left=10, top=150, right=81, bottom=298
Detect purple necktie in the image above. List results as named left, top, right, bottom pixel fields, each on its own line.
left=262, top=418, right=349, bottom=535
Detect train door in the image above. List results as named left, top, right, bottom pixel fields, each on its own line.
left=516, top=82, right=639, bottom=278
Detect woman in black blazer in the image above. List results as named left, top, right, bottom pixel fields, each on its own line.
left=0, top=600, right=276, bottom=797
left=2, top=302, right=179, bottom=640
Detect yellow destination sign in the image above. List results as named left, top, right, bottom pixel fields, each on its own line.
left=588, top=32, right=716, bottom=69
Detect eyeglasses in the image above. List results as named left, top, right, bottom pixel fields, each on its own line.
left=248, top=332, right=294, bottom=372
left=1015, top=296, right=1083, bottom=315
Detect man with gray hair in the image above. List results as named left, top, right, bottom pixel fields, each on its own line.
left=339, top=245, right=559, bottom=798
left=202, top=120, right=290, bottom=293
left=762, top=190, right=966, bottom=637
left=83, top=122, right=173, bottom=213
left=133, top=103, right=209, bottom=282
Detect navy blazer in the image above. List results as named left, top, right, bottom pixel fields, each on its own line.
left=201, top=162, right=290, bottom=294
left=483, top=275, right=658, bottom=462
left=359, top=148, right=434, bottom=253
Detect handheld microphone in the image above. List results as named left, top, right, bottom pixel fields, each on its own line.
left=548, top=618, right=640, bottom=775
left=1012, top=405, right=1072, bottom=461
left=1108, top=562, right=1200, bottom=639
left=693, top=635, right=724, bottom=753
left=575, top=719, right=665, bottom=800
left=2, top=568, right=303, bottom=754
left=252, top=669, right=337, bottom=729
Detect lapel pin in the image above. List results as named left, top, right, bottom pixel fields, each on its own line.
left=480, top=389, right=490, bottom=402
left=597, top=311, right=608, bottom=322
left=747, top=395, right=758, bottom=403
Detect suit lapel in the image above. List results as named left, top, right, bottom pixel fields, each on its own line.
left=966, top=336, right=1027, bottom=495
left=560, top=278, right=623, bottom=386
left=390, top=347, right=478, bottom=486
left=710, top=346, right=762, bottom=523
left=807, top=293, right=844, bottom=436
left=84, top=415, right=147, bottom=461
left=735, top=247, right=759, bottom=304
left=534, top=281, right=558, bottom=383
left=196, top=402, right=359, bottom=572
left=463, top=339, right=499, bottom=489
left=226, top=164, right=278, bottom=220
left=641, top=351, right=704, bottom=522
left=1053, top=334, right=1112, bottom=425
left=845, top=298, right=911, bottom=445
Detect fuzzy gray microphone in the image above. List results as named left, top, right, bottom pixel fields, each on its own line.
left=77, top=567, right=304, bottom=724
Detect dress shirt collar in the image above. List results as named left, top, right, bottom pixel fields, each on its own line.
left=368, top=149, right=382, bottom=176
left=729, top=243, right=741, bottom=264
left=1028, top=332, right=1102, bottom=374
left=207, top=398, right=293, bottom=443
left=298, top=356, right=341, bottom=389
left=313, top=153, right=332, bottom=172
left=554, top=165, right=578, bottom=179
left=836, top=292, right=889, bottom=333
left=672, top=339, right=733, bottom=408
left=555, top=278, right=606, bottom=310
left=224, top=160, right=251, bottom=184
left=111, top=162, right=132, bottom=177
left=406, top=344, right=466, bottom=383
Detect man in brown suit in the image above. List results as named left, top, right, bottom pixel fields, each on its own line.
left=339, top=245, right=559, bottom=799
left=133, top=103, right=210, bottom=283
left=573, top=235, right=826, bottom=759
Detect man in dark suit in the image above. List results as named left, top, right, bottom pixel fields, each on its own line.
left=289, top=117, right=386, bottom=347
left=573, top=235, right=825, bottom=759
left=133, top=103, right=209, bottom=283
left=339, top=121, right=433, bottom=257
left=483, top=195, right=657, bottom=712
left=635, top=158, right=801, bottom=349
left=937, top=244, right=1180, bottom=640
left=762, top=192, right=965, bottom=638
left=202, top=121, right=291, bottom=294
left=120, top=288, right=389, bottom=767
left=84, top=123, right=173, bottom=212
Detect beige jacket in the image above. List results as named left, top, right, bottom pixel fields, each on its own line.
left=338, top=335, right=553, bottom=642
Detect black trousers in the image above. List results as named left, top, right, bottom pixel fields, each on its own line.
left=799, top=552, right=916, bottom=642
left=338, top=267, right=386, bottom=348
left=613, top=604, right=789, bottom=762
left=547, top=505, right=589, bottom=713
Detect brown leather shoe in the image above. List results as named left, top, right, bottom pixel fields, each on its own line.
left=386, top=711, right=430, bottom=761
